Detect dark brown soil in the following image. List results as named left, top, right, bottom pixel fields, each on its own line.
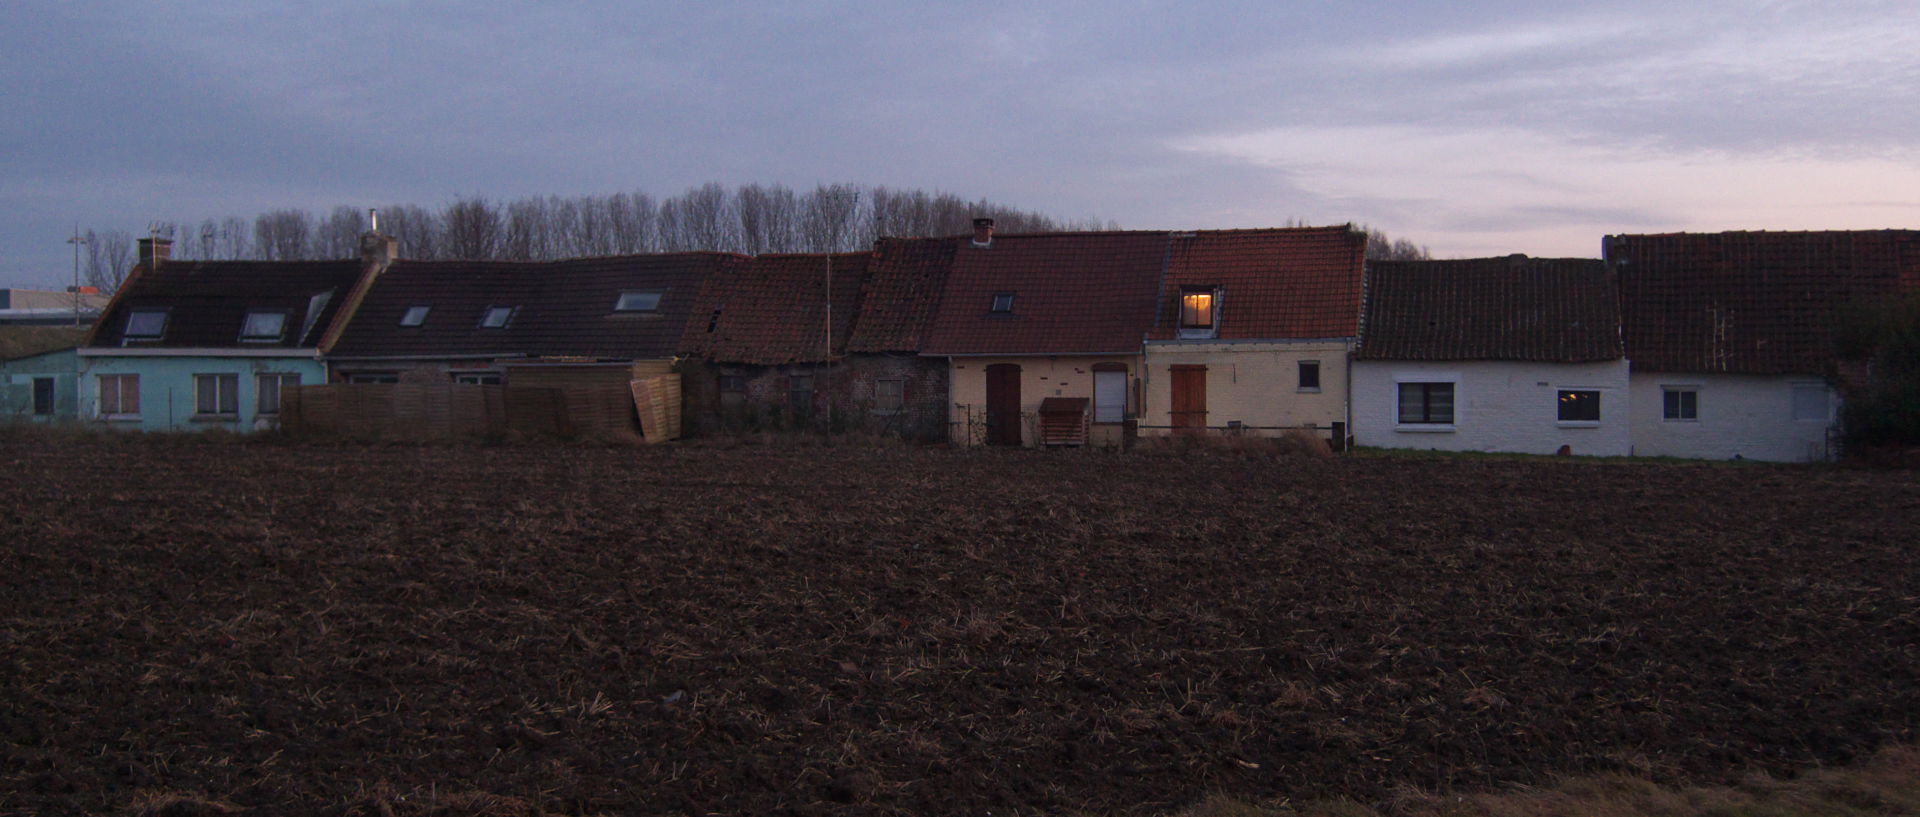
left=3, top=439, right=1917, bottom=815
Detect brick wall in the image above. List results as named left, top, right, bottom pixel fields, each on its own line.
left=680, top=354, right=947, bottom=440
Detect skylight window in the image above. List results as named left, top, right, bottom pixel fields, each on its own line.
left=240, top=311, right=287, bottom=341
left=124, top=309, right=168, bottom=339
left=480, top=306, right=516, bottom=329
left=615, top=291, right=663, bottom=312
left=400, top=306, right=430, bottom=327
left=990, top=292, right=1015, bottom=314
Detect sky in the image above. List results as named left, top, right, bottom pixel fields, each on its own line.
left=4, top=0, right=1918, bottom=289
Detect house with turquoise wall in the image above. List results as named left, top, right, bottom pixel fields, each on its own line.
left=0, top=346, right=83, bottom=423
left=77, top=235, right=391, bottom=432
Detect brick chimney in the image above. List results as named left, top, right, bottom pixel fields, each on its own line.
left=359, top=230, right=398, bottom=270
left=138, top=237, right=173, bottom=269
left=971, top=217, right=994, bottom=248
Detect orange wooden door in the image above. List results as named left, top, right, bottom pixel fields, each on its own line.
left=1170, top=365, right=1206, bottom=432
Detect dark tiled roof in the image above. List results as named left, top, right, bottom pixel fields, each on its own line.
left=1149, top=227, right=1368, bottom=340
left=681, top=252, right=871, bottom=365
left=329, top=253, right=735, bottom=360
left=845, top=238, right=956, bottom=353
left=88, top=259, right=367, bottom=349
left=1609, top=230, right=1920, bottom=374
left=919, top=232, right=1171, bottom=356
left=1356, top=256, right=1622, bottom=362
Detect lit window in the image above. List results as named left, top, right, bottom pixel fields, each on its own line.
left=990, top=293, right=1015, bottom=314
left=1558, top=390, right=1601, bottom=422
left=124, top=309, right=167, bottom=339
left=98, top=374, right=139, bottom=417
left=194, top=373, right=239, bottom=417
left=240, top=311, right=287, bottom=341
left=400, top=306, right=430, bottom=327
left=1398, top=382, right=1454, bottom=424
left=258, top=373, right=300, bottom=415
left=1662, top=388, right=1697, bottom=421
left=1179, top=289, right=1218, bottom=338
left=615, top=291, right=663, bottom=312
left=453, top=372, right=502, bottom=385
left=1298, top=360, right=1321, bottom=391
left=480, top=306, right=515, bottom=328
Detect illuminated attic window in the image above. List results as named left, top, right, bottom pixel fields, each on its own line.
left=1179, top=287, right=1219, bottom=339
left=480, top=306, right=516, bottom=329
left=400, top=305, right=430, bottom=327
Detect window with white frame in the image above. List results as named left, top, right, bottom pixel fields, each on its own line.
left=1093, top=366, right=1127, bottom=423
left=194, top=373, right=239, bottom=418
left=98, top=374, right=139, bottom=418
left=1663, top=387, right=1698, bottom=420
left=1298, top=360, right=1321, bottom=391
left=1397, top=381, right=1454, bottom=424
left=257, top=373, right=300, bottom=416
left=1792, top=383, right=1831, bottom=422
left=1557, top=390, right=1601, bottom=422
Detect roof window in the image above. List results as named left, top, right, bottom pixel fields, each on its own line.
left=400, top=306, right=430, bottom=327
left=124, top=309, right=168, bottom=340
left=990, top=292, right=1015, bottom=314
left=240, top=311, right=287, bottom=341
left=480, top=306, right=516, bottom=329
left=615, top=291, right=663, bottom=312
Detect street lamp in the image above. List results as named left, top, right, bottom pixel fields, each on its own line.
left=66, top=228, right=88, bottom=328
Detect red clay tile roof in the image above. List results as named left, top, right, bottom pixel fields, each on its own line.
left=328, top=253, right=735, bottom=360
left=1357, top=256, right=1622, bottom=362
left=682, top=252, right=871, bottom=365
left=845, top=238, right=956, bottom=353
left=88, top=259, right=368, bottom=349
left=919, top=232, right=1171, bottom=356
left=1609, top=230, right=1920, bottom=374
left=1147, top=227, right=1367, bottom=341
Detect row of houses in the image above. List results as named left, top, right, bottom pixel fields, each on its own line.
left=4, top=220, right=1916, bottom=461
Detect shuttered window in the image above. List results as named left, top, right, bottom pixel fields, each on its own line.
left=195, top=374, right=239, bottom=417
left=98, top=374, right=139, bottom=417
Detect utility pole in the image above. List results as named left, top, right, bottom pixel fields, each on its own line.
left=66, top=227, right=88, bottom=328
left=822, top=189, right=858, bottom=436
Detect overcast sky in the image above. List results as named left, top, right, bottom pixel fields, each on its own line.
left=5, top=0, right=1917, bottom=289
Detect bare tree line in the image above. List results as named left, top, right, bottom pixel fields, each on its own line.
left=79, top=183, right=1428, bottom=290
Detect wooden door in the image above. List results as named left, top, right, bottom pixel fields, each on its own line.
left=1170, top=365, right=1207, bottom=433
left=985, top=363, right=1022, bottom=445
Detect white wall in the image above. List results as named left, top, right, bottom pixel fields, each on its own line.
left=1628, top=371, right=1837, bottom=462
left=1140, top=341, right=1350, bottom=437
left=1352, top=359, right=1633, bottom=456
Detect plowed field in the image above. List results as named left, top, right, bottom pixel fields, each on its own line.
left=3, top=439, right=1918, bottom=816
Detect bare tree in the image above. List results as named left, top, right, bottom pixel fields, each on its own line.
left=311, top=206, right=365, bottom=259
left=442, top=197, right=501, bottom=260
left=800, top=184, right=863, bottom=252
left=254, top=210, right=313, bottom=260
left=606, top=191, right=656, bottom=254
left=84, top=229, right=135, bottom=290
left=379, top=204, right=439, bottom=260
left=1360, top=225, right=1433, bottom=261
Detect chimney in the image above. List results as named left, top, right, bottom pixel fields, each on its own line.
left=138, top=237, right=173, bottom=269
left=359, top=229, right=398, bottom=270
left=971, top=217, right=994, bottom=248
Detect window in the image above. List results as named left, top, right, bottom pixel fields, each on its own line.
left=990, top=292, right=1015, bottom=314
left=1557, top=390, right=1601, bottom=422
left=240, top=311, right=287, bottom=341
left=1298, top=360, right=1321, bottom=391
left=98, top=374, right=139, bottom=418
left=718, top=374, right=746, bottom=393
left=194, top=373, right=239, bottom=418
left=789, top=374, right=814, bottom=418
left=1792, top=384, right=1831, bottom=422
left=1179, top=288, right=1218, bottom=338
left=453, top=372, right=502, bottom=385
left=615, top=291, right=663, bottom=312
left=1663, top=387, right=1698, bottom=421
left=32, top=378, right=55, bottom=415
left=1093, top=366, right=1127, bottom=423
left=1397, top=382, right=1454, bottom=424
left=124, top=309, right=168, bottom=340
left=257, top=373, right=300, bottom=416
left=875, top=378, right=905, bottom=413
left=399, top=306, right=431, bottom=327
left=480, top=306, right=515, bottom=328
left=347, top=372, right=400, bottom=384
